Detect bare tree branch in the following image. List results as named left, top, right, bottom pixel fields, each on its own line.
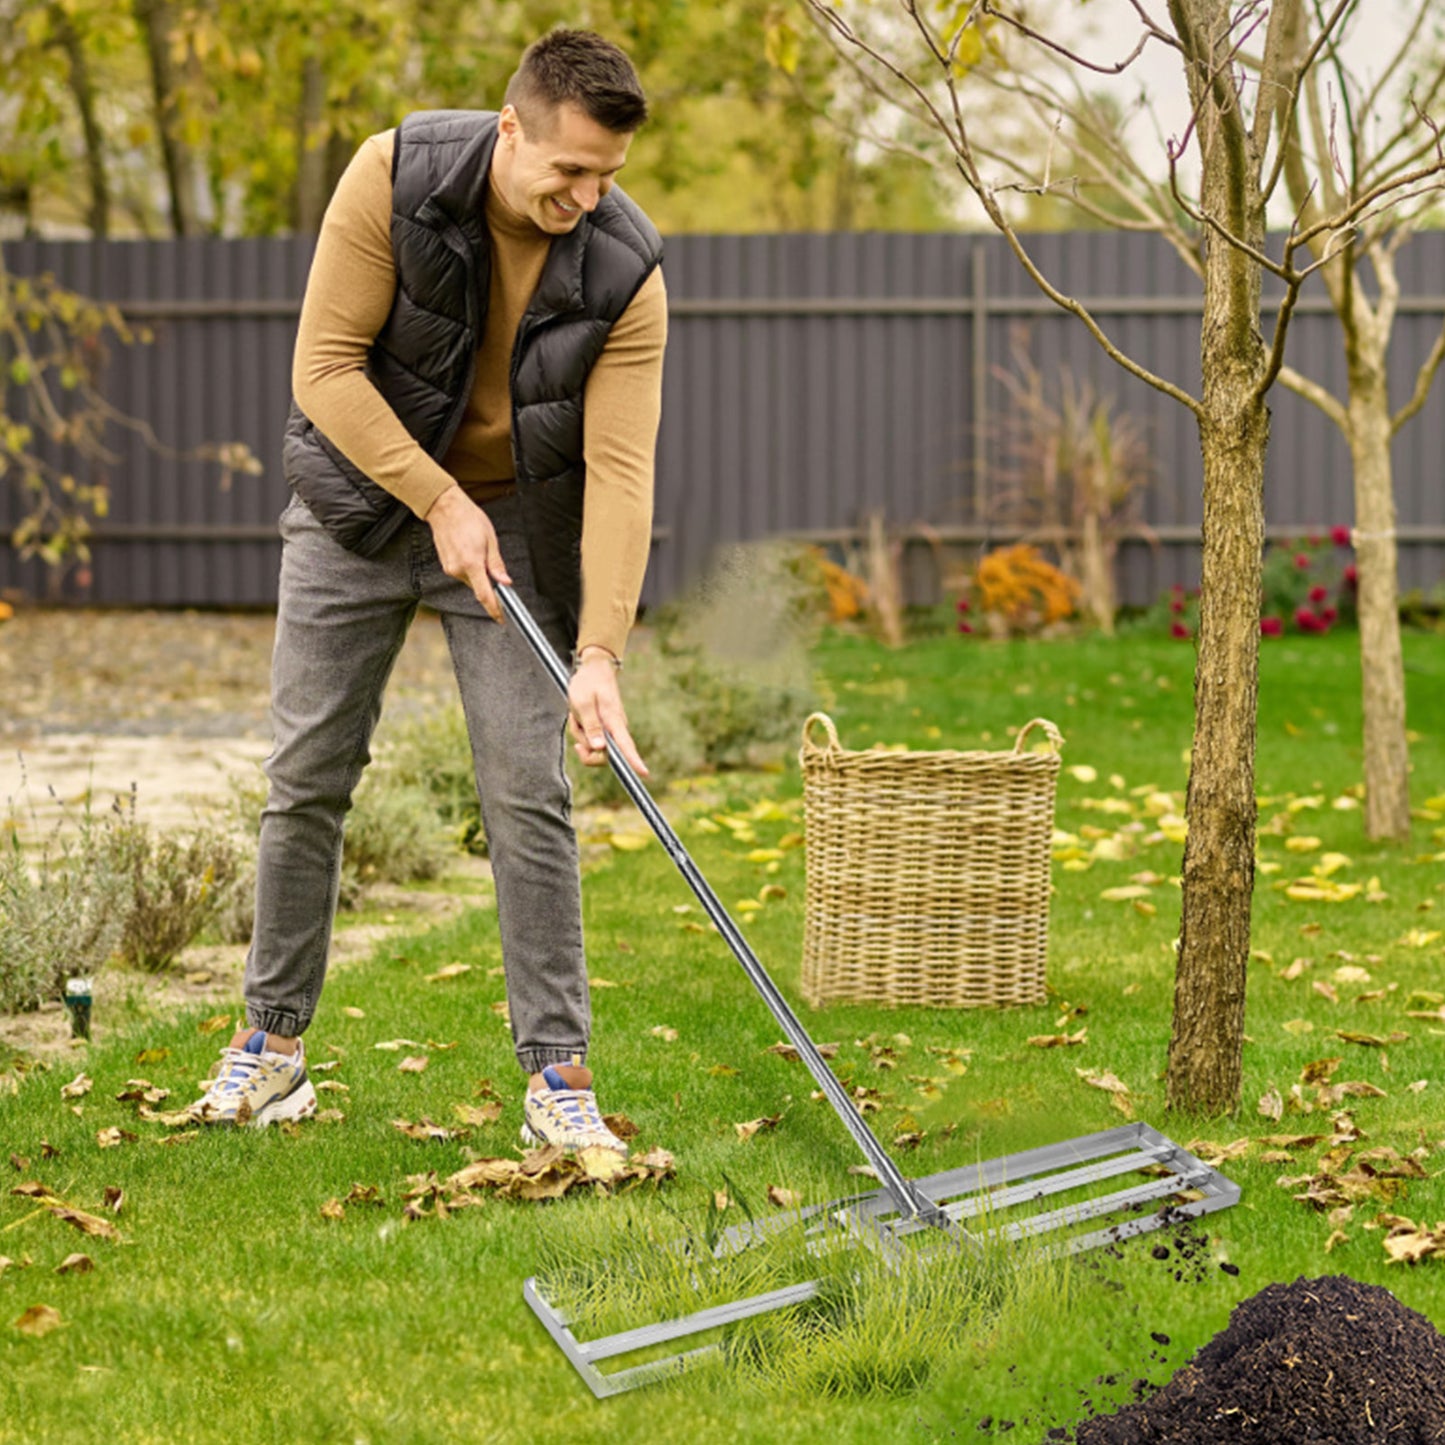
left=1276, top=362, right=1351, bottom=432
left=979, top=0, right=1155, bottom=75
left=1392, top=317, right=1445, bottom=434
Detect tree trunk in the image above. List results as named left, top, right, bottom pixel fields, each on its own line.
left=1165, top=0, right=1269, bottom=1114
left=292, top=50, right=329, bottom=233
left=51, top=3, right=110, bottom=236
left=1348, top=360, right=1411, bottom=839
left=133, top=0, right=205, bottom=235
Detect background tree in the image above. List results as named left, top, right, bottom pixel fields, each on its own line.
left=805, top=0, right=1445, bottom=1114
left=938, top=0, right=1444, bottom=841
left=0, top=0, right=959, bottom=236
left=1260, top=1, right=1445, bottom=840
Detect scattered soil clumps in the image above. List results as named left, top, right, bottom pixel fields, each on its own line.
left=1073, top=1275, right=1445, bottom=1443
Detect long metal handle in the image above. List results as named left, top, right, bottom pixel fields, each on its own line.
left=497, top=582, right=947, bottom=1227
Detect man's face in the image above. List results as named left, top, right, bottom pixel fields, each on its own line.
left=491, top=101, right=632, bottom=234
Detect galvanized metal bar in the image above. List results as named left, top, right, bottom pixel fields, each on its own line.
left=523, top=1128, right=1241, bottom=1397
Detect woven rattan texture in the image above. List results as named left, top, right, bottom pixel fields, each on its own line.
left=800, top=713, right=1061, bottom=1009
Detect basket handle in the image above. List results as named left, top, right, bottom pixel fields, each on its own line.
left=801, top=712, right=841, bottom=755
left=1013, top=717, right=1064, bottom=754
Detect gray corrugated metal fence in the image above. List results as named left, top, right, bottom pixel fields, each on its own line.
left=2, top=231, right=1443, bottom=609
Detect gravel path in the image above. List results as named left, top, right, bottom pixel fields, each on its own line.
left=0, top=607, right=462, bottom=831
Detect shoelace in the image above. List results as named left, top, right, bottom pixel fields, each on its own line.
left=535, top=1086, right=612, bottom=1137
left=210, top=1046, right=263, bottom=1096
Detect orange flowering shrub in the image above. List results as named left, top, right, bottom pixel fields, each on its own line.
left=965, top=544, right=1080, bottom=636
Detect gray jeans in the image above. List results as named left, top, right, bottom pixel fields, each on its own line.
left=243, top=492, right=589, bottom=1075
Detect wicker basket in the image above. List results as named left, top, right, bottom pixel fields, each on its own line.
left=799, top=712, right=1062, bottom=1009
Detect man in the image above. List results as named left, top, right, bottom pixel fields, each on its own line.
left=190, top=29, right=666, bottom=1154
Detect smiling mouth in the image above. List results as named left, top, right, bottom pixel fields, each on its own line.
left=552, top=198, right=579, bottom=215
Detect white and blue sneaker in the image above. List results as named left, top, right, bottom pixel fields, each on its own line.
left=190, top=1029, right=318, bottom=1128
left=522, top=1065, right=627, bottom=1154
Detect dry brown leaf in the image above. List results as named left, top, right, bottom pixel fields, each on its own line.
left=153, top=1131, right=199, bottom=1147
left=135, top=1048, right=169, bottom=1065
left=447, top=1158, right=521, bottom=1190
left=95, top=1129, right=137, bottom=1150
left=102, top=1187, right=123, bottom=1214
left=576, top=1147, right=629, bottom=1182
left=767, top=1185, right=802, bottom=1209
left=1337, top=1030, right=1410, bottom=1047
left=54, top=1254, right=94, bottom=1275
left=1258, top=1088, right=1284, bottom=1121
left=345, top=1184, right=384, bottom=1207
left=13, top=1304, right=62, bottom=1337
left=1312, top=981, right=1340, bottom=1004
left=9, top=1154, right=29, bottom=1173
left=1077, top=1068, right=1130, bottom=1094
left=315, top=1109, right=346, bottom=1125
left=397, top=1056, right=429, bottom=1074
left=116, top=1083, right=170, bottom=1105
left=1323, top=1230, right=1350, bottom=1254
left=602, top=1112, right=640, bottom=1141
left=633, top=1147, right=675, bottom=1175
left=319, top=1198, right=345, bottom=1221
left=512, top=1172, right=577, bottom=1202
left=713, top=1189, right=729, bottom=1211
left=1260, top=1133, right=1328, bottom=1149
left=424, top=963, right=472, bottom=983
left=373, top=1039, right=425, bottom=1052
left=342, top=1006, right=366, bottom=1019
left=391, top=1119, right=457, bottom=1142
left=137, top=1106, right=196, bottom=1127
left=1028, top=1029, right=1087, bottom=1048
left=1282, top=958, right=1311, bottom=981
left=197, top=1014, right=232, bottom=1035
left=735, top=1115, right=782, bottom=1142
left=452, top=1102, right=502, bottom=1127
left=45, top=1205, right=119, bottom=1241
left=650, top=1026, right=679, bottom=1043
left=764, top=1041, right=839, bottom=1061
left=59, top=1073, right=92, bottom=1100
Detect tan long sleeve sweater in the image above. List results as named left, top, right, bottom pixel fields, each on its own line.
left=291, top=130, right=667, bottom=660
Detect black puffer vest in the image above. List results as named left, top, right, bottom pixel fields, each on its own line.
left=281, top=109, right=664, bottom=644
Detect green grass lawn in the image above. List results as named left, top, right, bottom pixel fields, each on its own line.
left=2, top=626, right=1443, bottom=1444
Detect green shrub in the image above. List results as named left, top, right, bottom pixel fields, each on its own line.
left=108, top=810, right=244, bottom=973
left=336, top=770, right=452, bottom=908
left=0, top=792, right=130, bottom=1013
left=380, top=705, right=487, bottom=854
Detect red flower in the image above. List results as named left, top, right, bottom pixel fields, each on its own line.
left=957, top=621, right=974, bottom=635
left=1170, top=598, right=1185, bottom=614
left=1344, top=564, right=1358, bottom=587
left=1260, top=616, right=1283, bottom=636
left=1308, top=585, right=1328, bottom=604
left=1295, top=606, right=1322, bottom=632
left=1322, top=607, right=1338, bottom=625
left=1170, top=622, right=1191, bottom=640
left=1308, top=533, right=1323, bottom=548
left=955, top=597, right=971, bottom=613
left=1294, top=553, right=1311, bottom=570
left=1331, top=525, right=1352, bottom=547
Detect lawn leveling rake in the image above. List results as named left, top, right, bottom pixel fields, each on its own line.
left=499, top=584, right=1242, bottom=1398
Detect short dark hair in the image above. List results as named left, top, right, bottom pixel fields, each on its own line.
left=504, top=28, right=648, bottom=137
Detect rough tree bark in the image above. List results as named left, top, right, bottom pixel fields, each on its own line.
left=50, top=2, right=110, bottom=236
left=1163, top=0, right=1270, bottom=1114
left=133, top=0, right=206, bottom=235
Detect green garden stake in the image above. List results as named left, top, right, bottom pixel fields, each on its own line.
left=64, top=977, right=92, bottom=1040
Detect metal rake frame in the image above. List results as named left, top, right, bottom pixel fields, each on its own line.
left=498, top=584, right=1241, bottom=1398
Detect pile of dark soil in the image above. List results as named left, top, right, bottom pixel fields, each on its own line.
left=1073, top=1275, right=1445, bottom=1443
